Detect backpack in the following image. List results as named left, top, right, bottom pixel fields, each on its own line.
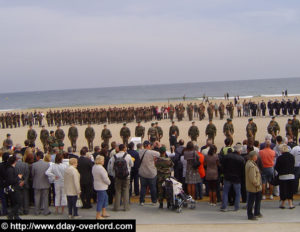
left=192, top=151, right=201, bottom=170
left=114, top=153, right=129, bottom=179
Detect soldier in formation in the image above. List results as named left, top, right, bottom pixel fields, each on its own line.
left=55, top=125, right=65, bottom=144
left=148, top=123, right=158, bottom=143
left=120, top=123, right=131, bottom=146
left=223, top=118, right=234, bottom=142
left=169, top=121, right=179, bottom=140
left=188, top=121, right=199, bottom=142
left=85, top=123, right=95, bottom=152
left=156, top=122, right=163, bottom=142
left=27, top=125, right=37, bottom=144
left=40, top=125, right=49, bottom=153
left=135, top=121, right=145, bottom=141
left=101, top=124, right=112, bottom=145
left=205, top=120, right=217, bottom=144
left=68, top=123, right=78, bottom=152
left=246, top=118, right=257, bottom=146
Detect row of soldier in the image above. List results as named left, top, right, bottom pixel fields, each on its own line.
left=1, top=98, right=299, bottom=129
left=18, top=116, right=300, bottom=156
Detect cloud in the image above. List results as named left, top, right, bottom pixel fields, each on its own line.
left=0, top=2, right=300, bottom=93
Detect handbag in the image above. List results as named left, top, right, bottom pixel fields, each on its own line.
left=270, top=174, right=280, bottom=186
left=192, top=151, right=201, bottom=170
left=76, top=197, right=83, bottom=208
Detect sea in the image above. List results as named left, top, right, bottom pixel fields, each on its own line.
left=0, top=77, right=300, bottom=111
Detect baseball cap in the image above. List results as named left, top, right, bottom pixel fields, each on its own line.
left=143, top=140, right=151, bottom=147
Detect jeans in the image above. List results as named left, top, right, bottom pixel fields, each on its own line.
left=140, top=176, right=157, bottom=204
left=130, top=171, right=140, bottom=196
left=96, top=190, right=108, bottom=212
left=221, top=180, right=241, bottom=210
left=247, top=191, right=262, bottom=219
left=114, top=178, right=130, bottom=211
left=67, top=195, right=78, bottom=216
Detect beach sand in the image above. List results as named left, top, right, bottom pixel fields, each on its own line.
left=1, top=96, right=297, bottom=154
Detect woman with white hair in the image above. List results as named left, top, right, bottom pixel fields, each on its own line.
left=92, top=155, right=111, bottom=219
left=275, top=144, right=295, bottom=209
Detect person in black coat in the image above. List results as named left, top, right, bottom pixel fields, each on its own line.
left=275, top=144, right=295, bottom=209
left=127, top=142, right=140, bottom=196
left=0, top=153, right=10, bottom=216
left=77, top=148, right=94, bottom=209
left=5, top=155, right=24, bottom=220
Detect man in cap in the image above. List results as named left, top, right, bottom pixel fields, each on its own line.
left=205, top=120, right=217, bottom=144
left=246, top=118, right=257, bottom=147
left=120, top=123, right=131, bottom=146
left=223, top=118, right=234, bottom=142
left=3, top=133, right=13, bottom=150
left=188, top=121, right=199, bottom=142
left=68, top=123, right=78, bottom=152
left=147, top=123, right=158, bottom=143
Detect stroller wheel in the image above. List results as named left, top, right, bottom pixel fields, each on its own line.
left=177, top=207, right=182, bottom=213
left=190, top=202, right=196, bottom=209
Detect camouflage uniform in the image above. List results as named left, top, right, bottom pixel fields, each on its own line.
left=156, top=125, right=163, bottom=142
left=286, top=121, right=293, bottom=138
left=27, top=128, right=37, bottom=144
left=85, top=126, right=95, bottom=152
left=148, top=126, right=158, bottom=143
left=47, top=134, right=57, bottom=153
left=55, top=128, right=65, bottom=144
left=292, top=117, right=300, bottom=143
left=120, top=126, right=131, bottom=146
left=135, top=125, right=145, bottom=140
left=40, top=128, right=49, bottom=153
left=205, top=122, right=217, bottom=144
left=188, top=125, right=199, bottom=142
left=101, top=128, right=112, bottom=145
left=68, top=126, right=78, bottom=152
left=169, top=125, right=179, bottom=138
left=246, top=121, right=257, bottom=146
left=155, top=156, right=173, bottom=205
left=223, top=121, right=234, bottom=141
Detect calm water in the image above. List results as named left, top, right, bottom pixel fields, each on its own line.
left=0, top=77, right=299, bottom=110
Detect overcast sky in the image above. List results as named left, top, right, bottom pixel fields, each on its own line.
left=1, top=0, right=300, bottom=93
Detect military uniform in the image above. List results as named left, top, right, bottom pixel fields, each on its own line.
left=246, top=120, right=257, bottom=146
left=68, top=126, right=78, bottom=152
left=292, top=117, right=300, bottom=143
left=286, top=121, right=293, bottom=138
left=207, top=104, right=214, bottom=121
left=101, top=128, right=112, bottom=145
left=156, top=125, right=163, bottom=142
left=169, top=125, right=179, bottom=138
left=55, top=128, right=65, bottom=144
left=188, top=125, right=199, bottom=142
left=135, top=125, right=145, bottom=140
left=27, top=128, right=37, bottom=144
left=223, top=121, right=234, bottom=141
left=85, top=126, right=95, bottom=152
left=155, top=156, right=173, bottom=206
left=40, top=128, right=49, bottom=153
left=148, top=125, right=158, bottom=143
left=205, top=122, right=217, bottom=144
left=47, top=134, right=57, bottom=153
left=120, top=125, right=131, bottom=146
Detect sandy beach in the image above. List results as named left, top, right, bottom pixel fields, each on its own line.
left=1, top=96, right=298, bottom=153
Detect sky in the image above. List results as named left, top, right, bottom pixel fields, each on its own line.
left=0, top=0, right=300, bottom=93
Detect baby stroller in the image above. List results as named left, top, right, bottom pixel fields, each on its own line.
left=163, top=177, right=196, bottom=213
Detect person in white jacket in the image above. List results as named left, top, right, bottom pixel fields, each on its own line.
left=45, top=153, right=68, bottom=214
left=92, top=155, right=111, bottom=219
